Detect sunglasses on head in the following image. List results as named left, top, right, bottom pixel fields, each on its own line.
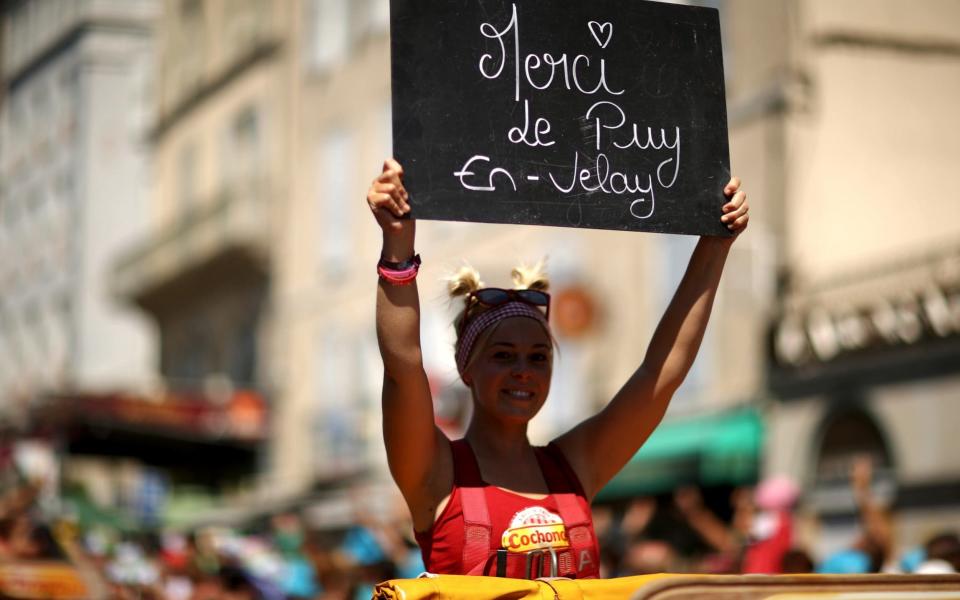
left=467, top=288, right=551, bottom=319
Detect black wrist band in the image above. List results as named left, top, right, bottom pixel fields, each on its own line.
left=378, top=253, right=421, bottom=271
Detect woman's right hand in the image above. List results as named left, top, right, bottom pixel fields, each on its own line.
left=367, top=158, right=412, bottom=235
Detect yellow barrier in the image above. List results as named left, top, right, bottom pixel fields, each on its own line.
left=0, top=562, right=89, bottom=600
left=373, top=573, right=960, bottom=599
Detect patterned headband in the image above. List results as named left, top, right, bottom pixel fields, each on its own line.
left=455, top=301, right=550, bottom=376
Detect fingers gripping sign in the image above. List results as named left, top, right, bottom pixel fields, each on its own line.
left=367, top=158, right=413, bottom=234
left=720, top=176, right=749, bottom=238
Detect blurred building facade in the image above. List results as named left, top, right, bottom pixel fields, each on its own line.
left=101, top=0, right=396, bottom=524
left=723, top=0, right=960, bottom=557
left=0, top=0, right=159, bottom=502
left=106, top=0, right=292, bottom=521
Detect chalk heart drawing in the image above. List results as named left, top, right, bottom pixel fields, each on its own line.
left=588, top=21, right=613, bottom=48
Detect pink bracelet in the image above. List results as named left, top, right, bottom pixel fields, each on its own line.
left=377, top=254, right=421, bottom=286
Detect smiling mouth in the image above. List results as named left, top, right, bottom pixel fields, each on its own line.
left=503, top=390, right=535, bottom=399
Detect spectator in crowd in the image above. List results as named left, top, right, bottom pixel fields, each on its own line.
left=591, top=505, right=625, bottom=578
left=914, top=531, right=960, bottom=574
left=621, top=535, right=678, bottom=576
left=742, top=475, right=800, bottom=574
left=272, top=513, right=320, bottom=599
left=819, top=456, right=893, bottom=574
left=780, top=548, right=815, bottom=574
left=673, top=486, right=745, bottom=572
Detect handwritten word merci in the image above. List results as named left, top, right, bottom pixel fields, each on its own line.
left=452, top=3, right=682, bottom=222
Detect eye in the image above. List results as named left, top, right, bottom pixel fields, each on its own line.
left=531, top=352, right=550, bottom=363
left=492, top=351, right=513, bottom=360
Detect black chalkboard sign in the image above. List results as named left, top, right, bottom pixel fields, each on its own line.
left=391, top=0, right=730, bottom=236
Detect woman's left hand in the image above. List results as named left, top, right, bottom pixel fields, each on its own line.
left=721, top=176, right=749, bottom=238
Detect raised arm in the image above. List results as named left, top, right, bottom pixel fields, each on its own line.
left=369, top=159, right=452, bottom=530
left=674, top=486, right=742, bottom=554
left=851, top=455, right=893, bottom=566
left=555, top=178, right=749, bottom=499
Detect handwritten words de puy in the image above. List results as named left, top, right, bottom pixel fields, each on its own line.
left=451, top=4, right=682, bottom=221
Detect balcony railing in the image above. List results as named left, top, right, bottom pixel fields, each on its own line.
left=38, top=380, right=269, bottom=444
left=112, top=177, right=274, bottom=304
left=769, top=242, right=960, bottom=395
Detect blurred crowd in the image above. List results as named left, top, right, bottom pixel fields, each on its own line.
left=593, top=457, right=960, bottom=578
left=2, top=458, right=959, bottom=599
left=1, top=481, right=424, bottom=600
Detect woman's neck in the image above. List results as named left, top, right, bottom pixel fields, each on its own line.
left=464, top=419, right=532, bottom=460
left=464, top=420, right=549, bottom=494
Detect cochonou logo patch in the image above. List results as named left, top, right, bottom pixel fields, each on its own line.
left=500, top=506, right=570, bottom=553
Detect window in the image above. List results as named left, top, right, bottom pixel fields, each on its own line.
left=58, top=290, right=74, bottom=370
left=226, top=293, right=263, bottom=385
left=0, top=308, right=11, bottom=383
left=307, top=0, right=349, bottom=72
left=815, top=408, right=892, bottom=485
left=24, top=301, right=44, bottom=366
left=316, top=327, right=346, bottom=407
left=366, top=0, right=389, bottom=34
left=58, top=63, right=79, bottom=99
left=314, top=327, right=344, bottom=464
left=0, top=223, right=6, bottom=289
left=0, top=188, right=13, bottom=229
left=375, top=99, right=392, bottom=161
left=227, top=0, right=269, bottom=52
left=229, top=315, right=259, bottom=385
left=178, top=0, right=206, bottom=91
left=46, top=294, right=69, bottom=381
left=0, top=336, right=8, bottom=388
left=223, top=105, right=261, bottom=185
left=317, top=128, right=355, bottom=277
left=56, top=167, right=73, bottom=209
left=181, top=1, right=204, bottom=35
left=170, top=317, right=209, bottom=381
left=177, top=141, right=198, bottom=217
left=30, top=82, right=50, bottom=135
left=8, top=95, right=27, bottom=159
left=313, top=327, right=367, bottom=469
left=809, top=405, right=895, bottom=521
left=57, top=66, right=79, bottom=144
left=4, top=316, right=24, bottom=375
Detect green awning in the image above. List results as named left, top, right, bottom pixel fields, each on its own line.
left=62, top=492, right=138, bottom=533
left=595, top=407, right=764, bottom=502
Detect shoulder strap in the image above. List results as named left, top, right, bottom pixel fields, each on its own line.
left=535, top=444, right=590, bottom=526
left=450, top=438, right=484, bottom=486
left=451, top=439, right=493, bottom=575
left=538, top=443, right=587, bottom=497
left=537, top=444, right=597, bottom=576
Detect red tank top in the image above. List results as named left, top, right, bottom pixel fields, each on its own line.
left=414, top=439, right=601, bottom=579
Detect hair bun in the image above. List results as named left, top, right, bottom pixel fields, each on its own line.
left=511, top=259, right=549, bottom=292
left=446, top=265, right=483, bottom=299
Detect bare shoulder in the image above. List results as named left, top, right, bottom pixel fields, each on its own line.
left=551, top=420, right=601, bottom=499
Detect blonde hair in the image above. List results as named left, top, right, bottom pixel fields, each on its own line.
left=447, top=260, right=550, bottom=335
left=511, top=259, right=549, bottom=292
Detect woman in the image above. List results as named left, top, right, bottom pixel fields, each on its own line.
left=368, top=158, right=749, bottom=578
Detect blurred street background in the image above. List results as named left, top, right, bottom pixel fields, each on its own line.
left=1, top=0, right=959, bottom=598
